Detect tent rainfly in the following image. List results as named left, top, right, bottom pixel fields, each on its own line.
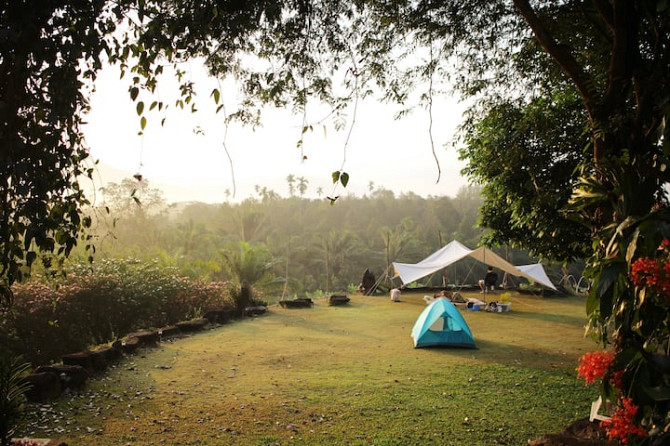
left=411, top=298, right=476, bottom=348
left=392, top=240, right=557, bottom=290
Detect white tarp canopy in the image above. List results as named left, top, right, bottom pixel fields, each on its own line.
left=392, top=240, right=557, bottom=290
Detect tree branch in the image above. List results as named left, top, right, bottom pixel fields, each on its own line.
left=512, top=0, right=600, bottom=158
left=591, top=0, right=614, bottom=30
left=512, top=0, right=598, bottom=114
left=601, top=0, right=637, bottom=115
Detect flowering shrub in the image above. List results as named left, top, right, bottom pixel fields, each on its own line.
left=577, top=213, right=670, bottom=444
left=569, top=163, right=670, bottom=445
left=0, top=282, right=74, bottom=363
left=630, top=244, right=670, bottom=304
left=576, top=350, right=614, bottom=385
left=601, top=397, right=647, bottom=445
left=0, top=258, right=232, bottom=365
left=577, top=351, right=648, bottom=443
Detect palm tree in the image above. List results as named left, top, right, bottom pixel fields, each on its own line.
left=219, top=241, right=278, bottom=311
left=314, top=229, right=360, bottom=293
left=286, top=174, right=296, bottom=197
left=232, top=208, right=267, bottom=243
left=296, top=176, right=308, bottom=197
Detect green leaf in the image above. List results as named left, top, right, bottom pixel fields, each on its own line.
left=595, top=263, right=622, bottom=299
left=136, top=101, right=144, bottom=115
left=332, top=171, right=340, bottom=184
left=586, top=285, right=600, bottom=316
left=340, top=172, right=349, bottom=187
left=211, top=88, right=220, bottom=104
left=625, top=229, right=640, bottom=264
left=140, top=116, right=147, bottom=130
left=130, top=87, right=139, bottom=101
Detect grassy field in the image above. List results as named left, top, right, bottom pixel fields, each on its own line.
left=19, top=291, right=599, bottom=445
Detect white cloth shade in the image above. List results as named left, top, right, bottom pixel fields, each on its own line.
left=392, top=240, right=557, bottom=290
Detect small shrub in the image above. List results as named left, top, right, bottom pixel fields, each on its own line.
left=0, top=355, right=31, bottom=446
left=304, top=289, right=326, bottom=300
left=2, top=282, right=72, bottom=364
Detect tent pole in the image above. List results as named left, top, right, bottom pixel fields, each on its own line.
left=386, top=231, right=391, bottom=287
left=369, top=264, right=390, bottom=295
left=483, top=247, right=486, bottom=303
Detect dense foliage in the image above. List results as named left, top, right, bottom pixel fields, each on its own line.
left=460, top=85, right=591, bottom=261
left=0, top=258, right=231, bottom=365
left=0, top=1, right=146, bottom=306
left=571, top=167, right=670, bottom=444
left=86, top=182, right=557, bottom=294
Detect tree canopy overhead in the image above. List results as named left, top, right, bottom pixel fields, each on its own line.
left=3, top=0, right=670, bottom=440
left=0, top=1, right=127, bottom=302
left=3, top=0, right=669, bottom=267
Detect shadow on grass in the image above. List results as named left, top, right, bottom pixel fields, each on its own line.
left=497, top=310, right=587, bottom=328
left=418, top=337, right=580, bottom=370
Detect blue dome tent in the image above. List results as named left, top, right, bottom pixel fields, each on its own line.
left=411, top=298, right=477, bottom=349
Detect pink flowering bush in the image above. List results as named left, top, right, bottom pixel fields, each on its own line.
left=0, top=258, right=232, bottom=365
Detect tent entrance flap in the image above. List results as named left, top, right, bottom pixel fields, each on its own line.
left=393, top=240, right=556, bottom=290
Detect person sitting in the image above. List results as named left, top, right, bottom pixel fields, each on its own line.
left=479, top=267, right=498, bottom=293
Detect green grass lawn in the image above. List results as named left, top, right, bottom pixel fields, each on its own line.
left=19, top=291, right=599, bottom=445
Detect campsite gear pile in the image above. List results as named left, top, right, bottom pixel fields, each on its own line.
left=485, top=301, right=511, bottom=312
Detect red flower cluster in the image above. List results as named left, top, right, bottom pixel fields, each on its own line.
left=630, top=239, right=670, bottom=303
left=601, top=397, right=646, bottom=445
left=576, top=350, right=615, bottom=384
left=611, top=370, right=624, bottom=390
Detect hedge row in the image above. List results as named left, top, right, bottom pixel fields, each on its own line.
left=0, top=259, right=236, bottom=366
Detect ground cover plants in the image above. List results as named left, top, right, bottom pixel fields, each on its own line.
left=17, top=291, right=598, bottom=445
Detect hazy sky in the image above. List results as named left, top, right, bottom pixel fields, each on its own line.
left=82, top=61, right=469, bottom=205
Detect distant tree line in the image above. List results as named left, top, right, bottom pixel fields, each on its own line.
left=74, top=179, right=575, bottom=297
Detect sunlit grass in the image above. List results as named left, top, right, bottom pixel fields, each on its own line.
left=20, top=291, right=598, bottom=445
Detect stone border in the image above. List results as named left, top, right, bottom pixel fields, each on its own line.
left=21, top=306, right=267, bottom=403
